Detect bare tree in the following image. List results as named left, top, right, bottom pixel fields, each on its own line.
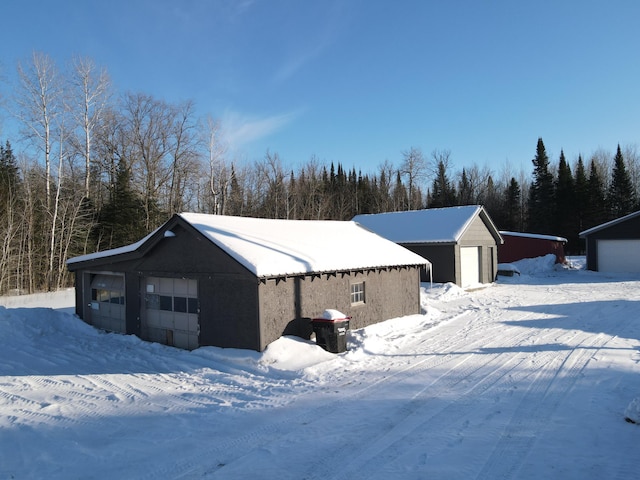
left=67, top=56, right=111, bottom=199
left=375, top=159, right=395, bottom=212
left=622, top=144, right=640, bottom=202
left=122, top=92, right=173, bottom=230
left=14, top=52, right=63, bottom=210
left=255, top=150, right=287, bottom=218
left=166, top=100, right=201, bottom=215
left=203, top=115, right=229, bottom=214
left=400, top=147, right=427, bottom=210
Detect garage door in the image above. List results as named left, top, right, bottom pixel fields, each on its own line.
left=89, top=273, right=126, bottom=333
left=597, top=240, right=640, bottom=272
left=460, top=246, right=481, bottom=288
left=143, top=277, right=200, bottom=350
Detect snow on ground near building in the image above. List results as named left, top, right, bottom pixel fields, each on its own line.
left=1, top=256, right=640, bottom=479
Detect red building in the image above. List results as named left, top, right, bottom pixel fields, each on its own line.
left=498, top=231, right=567, bottom=264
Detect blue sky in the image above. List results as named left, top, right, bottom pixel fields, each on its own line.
left=2, top=0, right=640, bottom=175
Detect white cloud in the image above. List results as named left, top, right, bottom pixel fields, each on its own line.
left=221, top=109, right=301, bottom=152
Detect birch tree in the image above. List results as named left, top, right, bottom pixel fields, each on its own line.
left=14, top=52, right=63, bottom=210
left=203, top=115, right=228, bottom=214
left=68, top=56, right=111, bottom=200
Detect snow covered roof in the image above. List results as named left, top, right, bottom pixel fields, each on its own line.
left=500, top=231, right=568, bottom=243
left=353, top=205, right=501, bottom=244
left=180, top=213, right=428, bottom=277
left=67, top=213, right=430, bottom=278
left=66, top=228, right=159, bottom=266
left=579, top=210, right=640, bottom=237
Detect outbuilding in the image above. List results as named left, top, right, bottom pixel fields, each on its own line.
left=353, top=205, right=502, bottom=287
left=66, top=213, right=429, bottom=351
left=498, top=231, right=567, bottom=264
left=579, top=210, right=640, bottom=272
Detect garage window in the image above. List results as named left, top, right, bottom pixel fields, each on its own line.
left=351, top=282, right=365, bottom=305
left=90, top=274, right=125, bottom=305
left=146, top=293, right=199, bottom=313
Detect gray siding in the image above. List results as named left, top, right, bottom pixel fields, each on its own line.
left=459, top=215, right=499, bottom=285
left=257, top=266, right=422, bottom=350
left=199, top=276, right=260, bottom=350
left=401, top=244, right=454, bottom=284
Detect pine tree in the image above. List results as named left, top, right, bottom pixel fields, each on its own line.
left=607, top=144, right=636, bottom=219
left=504, top=177, right=522, bottom=231
left=95, top=159, right=147, bottom=249
left=227, top=164, right=243, bottom=215
left=554, top=150, right=576, bottom=245
left=573, top=155, right=589, bottom=252
left=586, top=160, right=607, bottom=229
left=392, top=171, right=408, bottom=211
left=428, top=160, right=456, bottom=208
left=0, top=141, right=20, bottom=193
left=528, top=138, right=555, bottom=233
left=457, top=168, right=473, bottom=205
left=0, top=141, right=21, bottom=214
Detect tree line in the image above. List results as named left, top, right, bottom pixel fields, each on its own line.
left=1, top=52, right=639, bottom=294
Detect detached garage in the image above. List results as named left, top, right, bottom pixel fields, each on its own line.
left=67, top=213, right=429, bottom=351
left=353, top=206, right=503, bottom=287
left=580, top=210, right=640, bottom=272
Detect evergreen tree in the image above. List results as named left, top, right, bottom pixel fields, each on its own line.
left=457, top=168, right=473, bottom=205
left=554, top=150, right=576, bottom=245
left=0, top=141, right=22, bottom=215
left=504, top=177, right=522, bottom=231
left=528, top=138, right=555, bottom=233
left=0, top=141, right=20, bottom=193
left=95, top=159, right=147, bottom=249
left=482, top=175, right=503, bottom=225
left=607, top=144, right=636, bottom=219
left=392, top=171, right=408, bottom=211
left=573, top=155, right=589, bottom=252
left=586, top=160, right=607, bottom=229
left=428, top=160, right=456, bottom=208
left=227, top=164, right=243, bottom=215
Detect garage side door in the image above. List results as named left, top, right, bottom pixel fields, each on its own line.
left=597, top=240, right=640, bottom=272
left=460, top=246, right=481, bottom=288
left=143, top=277, right=199, bottom=350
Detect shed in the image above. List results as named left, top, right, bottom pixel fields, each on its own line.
left=66, top=213, right=429, bottom=351
left=498, top=231, right=568, bottom=264
left=353, top=206, right=502, bottom=287
left=579, top=210, right=640, bottom=272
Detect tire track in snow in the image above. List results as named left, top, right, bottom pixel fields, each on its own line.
left=138, top=311, right=528, bottom=479
left=132, top=285, right=576, bottom=479
left=473, top=331, right=613, bottom=480
left=304, top=326, right=592, bottom=480
left=178, top=312, right=567, bottom=479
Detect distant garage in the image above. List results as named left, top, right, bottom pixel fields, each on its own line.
left=354, top=206, right=503, bottom=288
left=580, top=210, right=640, bottom=273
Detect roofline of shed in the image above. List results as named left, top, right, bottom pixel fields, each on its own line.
left=257, top=262, right=430, bottom=282
left=579, top=210, right=640, bottom=237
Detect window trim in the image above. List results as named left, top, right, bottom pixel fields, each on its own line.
left=350, top=281, right=365, bottom=305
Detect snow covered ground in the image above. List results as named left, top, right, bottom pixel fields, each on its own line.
left=1, top=255, right=640, bottom=479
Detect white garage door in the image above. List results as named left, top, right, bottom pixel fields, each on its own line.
left=597, top=240, right=640, bottom=272
left=460, top=246, right=481, bottom=288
